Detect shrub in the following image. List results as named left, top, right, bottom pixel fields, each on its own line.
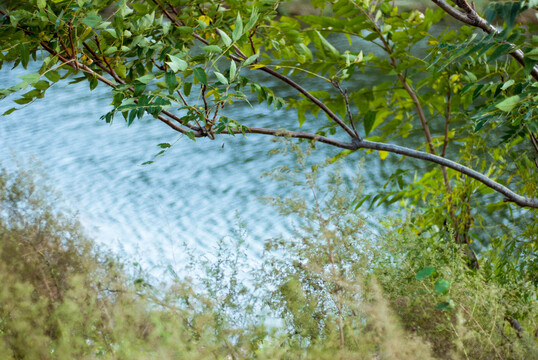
left=0, top=156, right=536, bottom=359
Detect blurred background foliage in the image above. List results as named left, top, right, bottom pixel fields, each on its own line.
left=0, top=150, right=536, bottom=359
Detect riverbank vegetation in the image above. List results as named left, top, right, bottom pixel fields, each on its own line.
left=1, top=157, right=537, bottom=359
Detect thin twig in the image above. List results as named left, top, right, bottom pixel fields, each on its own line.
left=176, top=89, right=189, bottom=107
left=212, top=102, right=224, bottom=124
left=442, top=84, right=453, bottom=191
left=333, top=80, right=361, bottom=139
left=94, top=36, right=121, bottom=83
left=82, top=42, right=112, bottom=76
left=248, top=32, right=257, bottom=59
left=442, top=86, right=451, bottom=158
left=528, top=128, right=538, bottom=154
left=68, top=21, right=78, bottom=70
left=201, top=85, right=214, bottom=139
left=57, top=35, right=70, bottom=56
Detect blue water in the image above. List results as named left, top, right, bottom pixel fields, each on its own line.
left=1, top=62, right=381, bottom=267
left=1, top=28, right=437, bottom=268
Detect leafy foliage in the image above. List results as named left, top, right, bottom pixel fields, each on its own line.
left=0, top=1, right=536, bottom=202
left=1, top=141, right=538, bottom=358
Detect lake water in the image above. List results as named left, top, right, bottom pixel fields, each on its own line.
left=0, top=32, right=444, bottom=268
left=0, top=63, right=401, bottom=267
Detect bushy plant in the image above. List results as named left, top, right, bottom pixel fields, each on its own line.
left=0, top=154, right=536, bottom=359
left=0, top=165, right=261, bottom=359
left=374, top=215, right=538, bottom=359
left=259, top=142, right=537, bottom=359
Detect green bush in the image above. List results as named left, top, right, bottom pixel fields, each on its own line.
left=0, top=165, right=235, bottom=359
left=260, top=143, right=537, bottom=359
left=0, top=157, right=536, bottom=359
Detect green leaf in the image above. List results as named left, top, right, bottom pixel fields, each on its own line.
left=131, top=3, right=150, bottom=14
left=33, top=80, right=50, bottom=91
left=245, top=8, right=259, bottom=31
left=135, top=74, right=154, bottom=84
left=115, top=64, right=127, bottom=78
left=89, top=77, right=98, bottom=90
left=434, top=279, right=451, bottom=294
left=19, top=44, right=29, bottom=69
left=489, top=43, right=512, bottom=62
left=329, top=149, right=354, bottom=164
left=44, top=71, right=61, bottom=83
left=18, top=73, right=40, bottom=84
left=363, top=110, right=376, bottom=136
left=315, top=31, right=339, bottom=58
left=501, top=79, right=515, bottom=91
left=364, top=32, right=379, bottom=41
left=2, top=107, right=18, bottom=116
left=104, top=46, right=118, bottom=56
left=193, top=68, right=208, bottom=85
left=82, top=15, right=102, bottom=28
left=157, top=143, right=171, bottom=149
left=464, top=70, right=477, bottom=82
left=37, top=0, right=46, bottom=9
left=229, top=61, right=237, bottom=80
left=217, top=29, right=232, bottom=47
left=214, top=71, right=229, bottom=85
left=128, top=109, right=137, bottom=125
left=178, top=26, right=194, bottom=34
left=202, top=45, right=223, bottom=53
left=525, top=48, right=538, bottom=61
left=184, top=82, right=192, bottom=96
left=14, top=97, right=33, bottom=105
left=166, top=54, right=188, bottom=72
left=243, top=53, right=259, bottom=66
left=134, top=83, right=146, bottom=96
left=416, top=267, right=435, bottom=281
left=232, top=14, right=243, bottom=41
left=165, top=71, right=179, bottom=93
left=297, top=107, right=307, bottom=127
left=495, top=95, right=520, bottom=112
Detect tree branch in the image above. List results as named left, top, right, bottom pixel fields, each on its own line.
left=225, top=127, right=538, bottom=208
left=353, top=139, right=538, bottom=208
left=332, top=80, right=361, bottom=139
left=39, top=42, right=199, bottom=137
left=431, top=0, right=538, bottom=81
left=371, top=18, right=437, bottom=155
left=3, top=5, right=537, bottom=208
left=150, top=0, right=358, bottom=139
left=81, top=42, right=200, bottom=132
